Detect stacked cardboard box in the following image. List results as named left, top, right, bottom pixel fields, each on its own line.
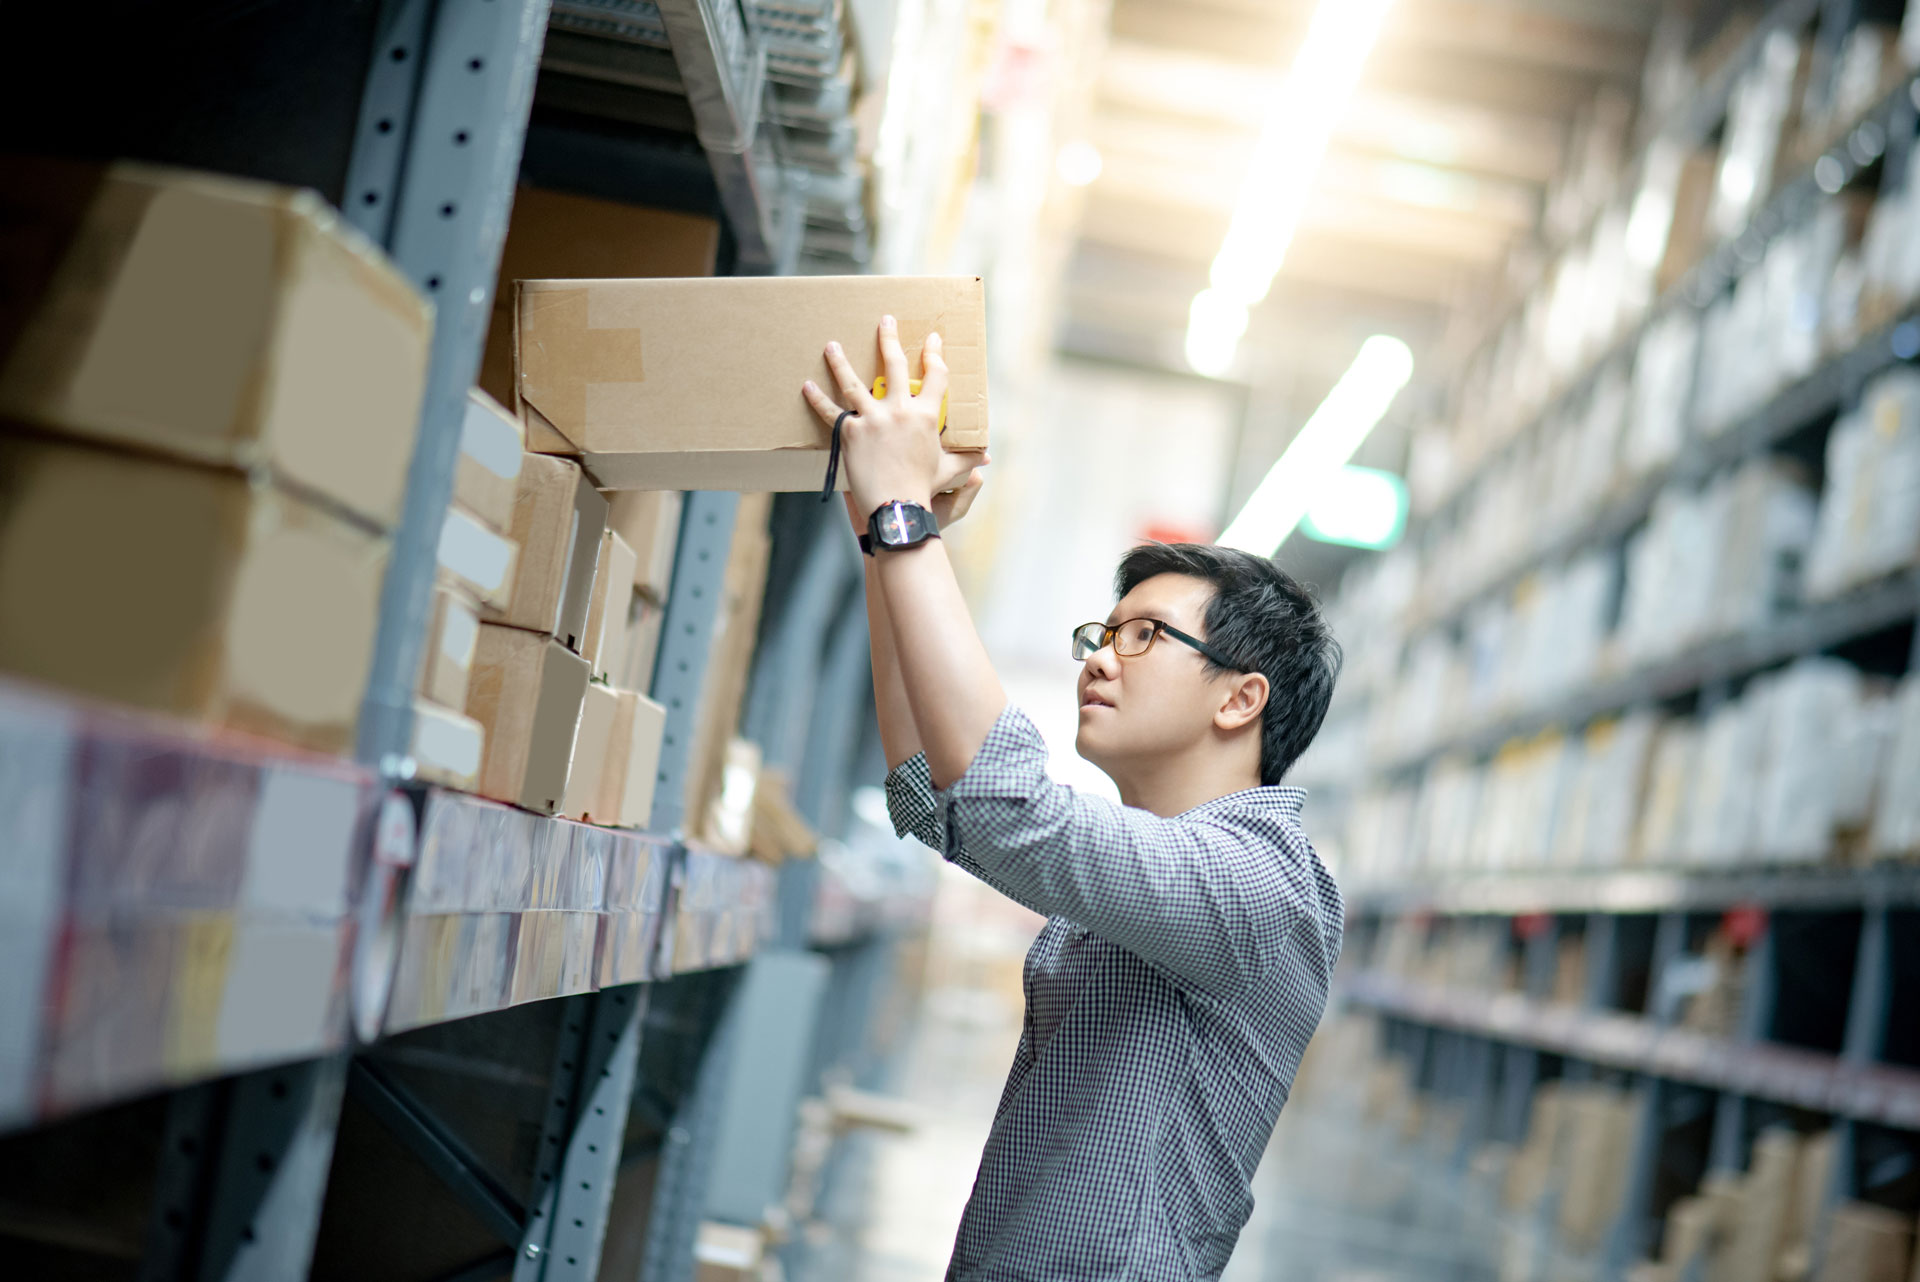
left=461, top=437, right=610, bottom=817
left=410, top=389, right=527, bottom=790
left=605, top=489, right=683, bottom=693
left=0, top=161, right=430, bottom=754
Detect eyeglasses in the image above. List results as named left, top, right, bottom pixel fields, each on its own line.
left=1070, top=618, right=1239, bottom=669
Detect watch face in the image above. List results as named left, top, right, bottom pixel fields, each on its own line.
left=873, top=502, right=933, bottom=547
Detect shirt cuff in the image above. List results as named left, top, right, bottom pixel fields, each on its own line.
left=883, top=751, right=938, bottom=841
left=932, top=704, right=1049, bottom=807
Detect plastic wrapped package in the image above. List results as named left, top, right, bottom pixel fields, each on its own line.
left=1683, top=681, right=1778, bottom=865
left=1860, top=143, right=1920, bottom=317
left=1570, top=711, right=1660, bottom=866
left=1635, top=719, right=1702, bottom=864
left=1706, top=457, right=1818, bottom=638
left=1753, top=658, right=1864, bottom=861
left=1419, top=756, right=1483, bottom=872
left=1624, top=308, right=1701, bottom=476
left=1620, top=488, right=1724, bottom=663
left=1832, top=682, right=1896, bottom=838
left=1869, top=676, right=1920, bottom=856
left=1708, top=30, right=1803, bottom=239
left=1808, top=369, right=1920, bottom=597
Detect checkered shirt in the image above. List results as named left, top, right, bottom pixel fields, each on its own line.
left=885, top=706, right=1344, bottom=1281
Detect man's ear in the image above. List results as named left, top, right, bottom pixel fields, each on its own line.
left=1215, top=671, right=1268, bottom=732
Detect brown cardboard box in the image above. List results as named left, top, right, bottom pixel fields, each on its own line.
left=582, top=529, right=638, bottom=679
left=0, top=160, right=430, bottom=529
left=0, top=434, right=386, bottom=752
left=408, top=700, right=484, bottom=790
left=606, top=490, right=683, bottom=603
left=512, top=275, right=988, bottom=490
left=618, top=594, right=666, bottom=695
left=481, top=187, right=720, bottom=451
left=1560, top=1087, right=1639, bottom=1250
left=469, top=625, right=590, bottom=814
left=604, top=689, right=668, bottom=828
left=560, top=680, right=620, bottom=821
left=417, top=582, right=481, bottom=709
left=487, top=454, right=609, bottom=650
left=457, top=390, right=524, bottom=532
left=1712, top=1129, right=1801, bottom=1282
left=1779, top=1130, right=1838, bottom=1278
left=693, top=1221, right=763, bottom=1282
left=1815, top=1203, right=1912, bottom=1282
left=437, top=504, right=519, bottom=613
left=749, top=767, right=818, bottom=863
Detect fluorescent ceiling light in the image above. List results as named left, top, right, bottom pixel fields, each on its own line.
left=1300, top=465, right=1409, bottom=549
left=1217, top=335, right=1414, bottom=555
left=1056, top=139, right=1104, bottom=187
left=1184, top=0, right=1396, bottom=376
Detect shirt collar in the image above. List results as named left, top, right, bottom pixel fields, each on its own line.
left=1179, top=784, right=1306, bottom=821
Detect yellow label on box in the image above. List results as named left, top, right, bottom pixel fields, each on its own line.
left=870, top=376, right=949, bottom=433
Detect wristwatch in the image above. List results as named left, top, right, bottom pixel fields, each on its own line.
left=861, top=500, right=941, bottom=555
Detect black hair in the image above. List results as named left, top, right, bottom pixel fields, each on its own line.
left=1114, top=543, right=1342, bottom=786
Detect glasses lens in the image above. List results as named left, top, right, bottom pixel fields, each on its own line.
left=1114, top=620, right=1158, bottom=656
left=1071, top=625, right=1102, bottom=661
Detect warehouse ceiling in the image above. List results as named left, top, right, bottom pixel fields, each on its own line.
left=1060, top=0, right=1666, bottom=385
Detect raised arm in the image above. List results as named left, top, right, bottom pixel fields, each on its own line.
left=806, top=316, right=1006, bottom=790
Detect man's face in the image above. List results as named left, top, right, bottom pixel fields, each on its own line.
left=1075, top=573, right=1228, bottom=777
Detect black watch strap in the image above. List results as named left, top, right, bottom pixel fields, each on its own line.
left=858, top=532, right=873, bottom=555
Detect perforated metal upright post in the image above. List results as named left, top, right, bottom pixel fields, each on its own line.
left=641, top=980, right=746, bottom=1282
left=347, top=0, right=556, bottom=766
left=648, top=492, right=745, bottom=836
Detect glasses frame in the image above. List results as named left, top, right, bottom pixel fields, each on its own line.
left=1071, top=618, right=1240, bottom=670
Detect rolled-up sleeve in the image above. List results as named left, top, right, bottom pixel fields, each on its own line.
left=908, top=706, right=1325, bottom=1001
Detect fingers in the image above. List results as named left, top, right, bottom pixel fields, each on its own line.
left=944, top=470, right=985, bottom=524
left=822, top=340, right=875, bottom=412
left=801, top=378, right=850, bottom=430
left=877, top=315, right=909, bottom=400
left=918, top=331, right=950, bottom=411
left=932, top=447, right=985, bottom=494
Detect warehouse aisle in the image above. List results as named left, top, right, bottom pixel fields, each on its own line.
left=790, top=992, right=1533, bottom=1282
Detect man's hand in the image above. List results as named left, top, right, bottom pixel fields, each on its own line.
left=803, top=315, right=952, bottom=520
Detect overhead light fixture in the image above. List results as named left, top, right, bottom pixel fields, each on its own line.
left=1056, top=139, right=1104, bottom=187
left=1217, top=335, right=1414, bottom=555
left=1300, top=465, right=1409, bottom=549
left=1183, top=0, right=1397, bottom=377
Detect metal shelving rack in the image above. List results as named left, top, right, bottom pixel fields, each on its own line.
left=0, top=3, right=908, bottom=1280
left=1328, top=5, right=1920, bottom=1279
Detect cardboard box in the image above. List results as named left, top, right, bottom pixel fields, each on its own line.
left=481, top=187, right=720, bottom=450
left=437, top=504, right=519, bottom=613
left=750, top=767, right=818, bottom=863
left=618, top=595, right=666, bottom=695
left=457, top=390, right=524, bottom=532
left=512, top=276, right=988, bottom=490
left=417, top=582, right=482, bottom=709
left=606, top=490, right=683, bottom=603
left=582, top=529, right=638, bottom=680
left=693, top=1221, right=763, bottom=1282
left=409, top=700, right=484, bottom=790
left=604, top=689, right=668, bottom=829
left=560, top=680, right=620, bottom=822
left=468, top=625, right=590, bottom=814
left=487, top=454, right=609, bottom=650
left=1814, top=1202, right=1912, bottom=1282
left=0, top=434, right=386, bottom=753
left=0, top=159, right=430, bottom=529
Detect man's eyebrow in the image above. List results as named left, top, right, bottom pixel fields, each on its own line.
left=1104, top=610, right=1169, bottom=627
